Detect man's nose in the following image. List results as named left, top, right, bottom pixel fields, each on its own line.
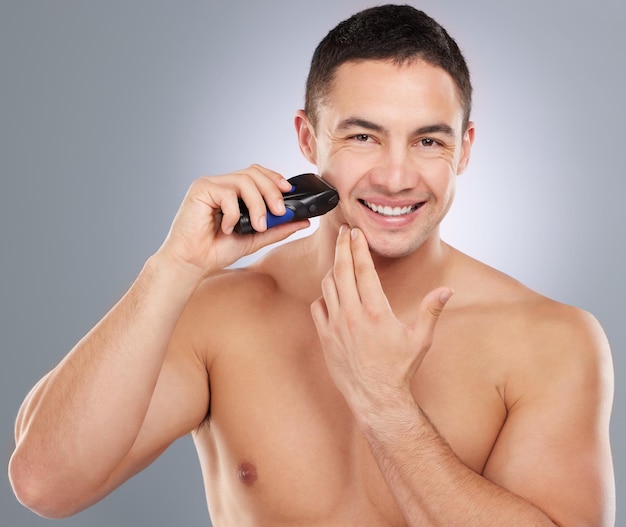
left=368, top=145, right=421, bottom=193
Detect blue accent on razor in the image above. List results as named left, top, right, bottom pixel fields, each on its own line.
left=233, top=174, right=339, bottom=235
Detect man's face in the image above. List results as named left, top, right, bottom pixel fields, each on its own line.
left=299, top=59, right=474, bottom=259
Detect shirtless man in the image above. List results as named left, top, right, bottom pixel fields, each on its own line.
left=9, top=5, right=614, bottom=526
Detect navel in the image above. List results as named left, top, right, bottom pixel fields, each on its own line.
left=236, top=461, right=258, bottom=486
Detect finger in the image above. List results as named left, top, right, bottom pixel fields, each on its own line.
left=310, top=296, right=329, bottom=334
left=218, top=166, right=290, bottom=234
left=319, top=267, right=339, bottom=316
left=246, top=219, right=310, bottom=252
left=332, top=225, right=360, bottom=307
left=349, top=228, right=388, bottom=308
left=248, top=164, right=293, bottom=194
left=412, top=287, right=454, bottom=346
left=217, top=191, right=244, bottom=235
left=235, top=175, right=280, bottom=234
left=185, top=177, right=240, bottom=235
left=244, top=165, right=291, bottom=219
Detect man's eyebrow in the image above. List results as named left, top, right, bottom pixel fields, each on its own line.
left=336, top=118, right=456, bottom=138
left=336, top=117, right=387, bottom=134
left=414, top=123, right=456, bottom=137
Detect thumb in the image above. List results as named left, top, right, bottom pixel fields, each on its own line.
left=245, top=219, right=311, bottom=254
left=427, top=287, right=455, bottom=319
left=411, top=287, right=454, bottom=344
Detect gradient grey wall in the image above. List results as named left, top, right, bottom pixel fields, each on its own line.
left=1, top=1, right=624, bottom=525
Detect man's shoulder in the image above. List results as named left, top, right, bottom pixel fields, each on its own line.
left=185, top=241, right=309, bottom=320
left=498, top=296, right=612, bottom=414
left=191, top=266, right=283, bottom=314
left=449, top=251, right=612, bottom=408
left=450, top=248, right=608, bottom=358
left=169, top=266, right=282, bottom=356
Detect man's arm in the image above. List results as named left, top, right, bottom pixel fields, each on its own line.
left=481, top=305, right=615, bottom=526
left=360, top=348, right=614, bottom=527
left=311, top=226, right=615, bottom=526
left=360, top=395, right=559, bottom=525
left=9, top=166, right=308, bottom=518
left=9, top=254, right=208, bottom=518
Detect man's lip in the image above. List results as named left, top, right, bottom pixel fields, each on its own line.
left=359, top=199, right=425, bottom=217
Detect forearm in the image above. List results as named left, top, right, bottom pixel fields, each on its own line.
left=11, top=252, right=202, bottom=489
left=361, top=392, right=556, bottom=526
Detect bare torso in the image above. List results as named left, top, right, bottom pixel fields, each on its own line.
left=187, top=237, right=563, bottom=526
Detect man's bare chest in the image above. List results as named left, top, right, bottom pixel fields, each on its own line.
left=194, top=305, right=508, bottom=523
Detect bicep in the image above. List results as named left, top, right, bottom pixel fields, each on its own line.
left=483, top=332, right=614, bottom=526
left=100, top=336, right=210, bottom=498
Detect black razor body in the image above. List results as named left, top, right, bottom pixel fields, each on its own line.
left=234, top=173, right=339, bottom=235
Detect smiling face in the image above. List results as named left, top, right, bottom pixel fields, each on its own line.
left=296, top=59, right=475, bottom=259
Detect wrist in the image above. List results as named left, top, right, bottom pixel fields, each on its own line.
left=144, top=251, right=206, bottom=298
left=354, top=385, right=420, bottom=435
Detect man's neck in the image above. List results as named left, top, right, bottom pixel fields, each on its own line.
left=372, top=235, right=451, bottom=311
left=309, top=221, right=452, bottom=309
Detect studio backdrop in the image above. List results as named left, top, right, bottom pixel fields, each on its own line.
left=1, top=1, right=624, bottom=526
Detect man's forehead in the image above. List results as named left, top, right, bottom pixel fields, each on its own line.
left=318, top=59, right=465, bottom=133
left=329, top=59, right=460, bottom=101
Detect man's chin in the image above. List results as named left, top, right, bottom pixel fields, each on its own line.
left=362, top=234, right=426, bottom=261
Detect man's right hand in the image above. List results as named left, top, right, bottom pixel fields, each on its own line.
left=156, top=164, right=311, bottom=279
left=9, top=164, right=311, bottom=518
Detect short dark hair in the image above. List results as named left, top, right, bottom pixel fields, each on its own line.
left=305, top=4, right=472, bottom=131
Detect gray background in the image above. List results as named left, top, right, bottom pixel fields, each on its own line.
left=1, top=1, right=624, bottom=525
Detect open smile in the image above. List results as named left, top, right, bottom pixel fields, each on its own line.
left=359, top=199, right=425, bottom=217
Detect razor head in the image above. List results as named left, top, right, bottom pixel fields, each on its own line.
left=234, top=173, right=339, bottom=235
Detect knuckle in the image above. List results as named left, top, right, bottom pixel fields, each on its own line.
left=333, top=260, right=352, bottom=278
left=342, top=312, right=359, bottom=333
left=427, top=305, right=444, bottom=318
left=363, top=302, right=382, bottom=321
left=234, top=172, right=255, bottom=189
left=353, top=260, right=370, bottom=277
left=321, top=273, right=333, bottom=287
left=246, top=164, right=271, bottom=184
left=188, top=177, right=208, bottom=194
left=417, top=336, right=434, bottom=355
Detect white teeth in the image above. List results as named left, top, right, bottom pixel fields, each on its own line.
left=363, top=200, right=417, bottom=217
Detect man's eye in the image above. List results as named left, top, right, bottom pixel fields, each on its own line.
left=421, top=138, right=437, bottom=147
left=353, top=134, right=371, bottom=142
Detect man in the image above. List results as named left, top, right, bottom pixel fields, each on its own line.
left=9, top=5, right=614, bottom=526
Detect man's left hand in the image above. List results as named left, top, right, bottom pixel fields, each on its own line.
left=310, top=226, right=453, bottom=419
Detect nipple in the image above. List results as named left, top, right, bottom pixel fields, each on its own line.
left=236, top=461, right=258, bottom=486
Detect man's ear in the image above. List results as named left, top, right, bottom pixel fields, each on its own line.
left=457, top=121, right=475, bottom=175
left=294, top=110, right=317, bottom=165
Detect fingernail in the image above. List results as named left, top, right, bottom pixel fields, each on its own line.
left=439, top=289, right=454, bottom=304
left=351, top=228, right=360, bottom=240
left=258, top=215, right=267, bottom=231
left=276, top=199, right=286, bottom=214
left=339, top=224, right=347, bottom=235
